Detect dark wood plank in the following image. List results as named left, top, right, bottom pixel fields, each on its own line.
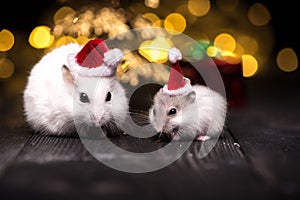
left=0, top=126, right=32, bottom=174
left=227, top=78, right=300, bottom=200
left=0, top=127, right=276, bottom=200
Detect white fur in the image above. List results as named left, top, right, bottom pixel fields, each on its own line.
left=149, top=85, right=227, bottom=141
left=23, top=43, right=128, bottom=135
left=67, top=53, right=116, bottom=77
left=168, top=47, right=182, bottom=63
left=162, top=82, right=193, bottom=96
left=104, top=48, right=123, bottom=67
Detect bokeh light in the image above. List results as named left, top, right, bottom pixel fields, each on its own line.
left=144, top=0, right=160, bottom=9
left=164, top=13, right=186, bottom=34
left=54, top=6, right=76, bottom=24
left=236, top=35, right=258, bottom=55
left=139, top=37, right=173, bottom=63
left=142, top=13, right=160, bottom=24
left=55, top=36, right=76, bottom=48
left=0, top=29, right=15, bottom=52
left=206, top=46, right=219, bottom=57
left=248, top=3, right=271, bottom=26
left=0, top=57, right=14, bottom=79
left=214, top=33, right=236, bottom=53
left=276, top=48, right=298, bottom=72
left=187, top=0, right=210, bottom=17
left=29, top=26, right=54, bottom=49
left=242, top=54, right=258, bottom=77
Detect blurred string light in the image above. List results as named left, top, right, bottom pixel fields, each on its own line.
left=187, top=0, right=210, bottom=17
left=242, top=54, right=258, bottom=77
left=29, top=26, right=54, bottom=49
left=20, top=0, right=298, bottom=83
left=0, top=57, right=14, bottom=79
left=144, top=0, right=160, bottom=9
left=164, top=13, right=186, bottom=34
left=139, top=36, right=173, bottom=63
left=276, top=48, right=298, bottom=72
left=0, top=29, right=15, bottom=79
left=248, top=3, right=271, bottom=26
left=0, top=29, right=15, bottom=51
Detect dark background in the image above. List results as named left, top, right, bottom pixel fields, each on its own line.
left=1, top=0, right=299, bottom=79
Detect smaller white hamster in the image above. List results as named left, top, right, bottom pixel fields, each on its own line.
left=23, top=39, right=128, bottom=136
left=148, top=47, right=227, bottom=141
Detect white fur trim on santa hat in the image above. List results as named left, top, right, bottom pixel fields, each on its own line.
left=104, top=48, right=123, bottom=67
left=67, top=53, right=116, bottom=77
left=162, top=77, right=193, bottom=96
left=168, top=47, right=182, bottom=63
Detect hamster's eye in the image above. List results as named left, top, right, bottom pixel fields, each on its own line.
left=105, top=92, right=111, bottom=102
left=168, top=107, right=176, bottom=116
left=80, top=92, right=90, bottom=103
left=153, top=108, right=156, bottom=115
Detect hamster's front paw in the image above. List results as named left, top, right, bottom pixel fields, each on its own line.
left=196, top=135, right=211, bottom=141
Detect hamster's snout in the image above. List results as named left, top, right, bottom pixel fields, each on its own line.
left=172, top=126, right=179, bottom=133
left=92, top=112, right=107, bottom=127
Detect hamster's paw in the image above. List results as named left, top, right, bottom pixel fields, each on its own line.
left=196, top=135, right=211, bottom=141
left=168, top=47, right=182, bottom=63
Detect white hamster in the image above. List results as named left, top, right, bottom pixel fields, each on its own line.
left=149, top=85, right=227, bottom=141
left=148, top=47, right=227, bottom=141
left=23, top=42, right=128, bottom=136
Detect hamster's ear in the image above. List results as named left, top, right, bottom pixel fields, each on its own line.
left=62, top=64, right=74, bottom=85
left=185, top=91, right=196, bottom=104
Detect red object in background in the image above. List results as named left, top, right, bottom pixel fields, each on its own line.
left=181, top=59, right=246, bottom=107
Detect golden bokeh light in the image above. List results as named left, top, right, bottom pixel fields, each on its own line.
left=153, top=19, right=163, bottom=28
left=234, top=43, right=245, bottom=56
left=206, top=46, right=219, bottom=57
left=76, top=35, right=90, bottom=45
left=29, top=26, right=54, bottom=49
left=214, top=33, right=236, bottom=52
left=143, top=13, right=160, bottom=24
left=175, top=4, right=197, bottom=26
left=139, top=37, right=173, bottom=63
left=276, top=48, right=298, bottom=72
left=187, top=0, right=210, bottom=17
left=0, top=29, right=15, bottom=52
left=164, top=13, right=186, bottom=34
left=54, top=6, right=76, bottom=24
left=55, top=36, right=76, bottom=48
left=222, top=51, right=241, bottom=64
left=0, top=57, right=14, bottom=79
left=242, top=54, right=258, bottom=77
left=144, top=0, right=160, bottom=9
left=248, top=3, right=271, bottom=26
left=237, top=36, right=258, bottom=55
left=139, top=40, right=155, bottom=62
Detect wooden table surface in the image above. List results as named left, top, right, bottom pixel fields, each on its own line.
left=0, top=77, right=299, bottom=200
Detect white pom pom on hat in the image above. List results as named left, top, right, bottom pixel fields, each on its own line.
left=67, top=38, right=123, bottom=77
left=162, top=47, right=193, bottom=96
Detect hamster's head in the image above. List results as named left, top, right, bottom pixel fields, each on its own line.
left=62, top=65, right=128, bottom=129
left=149, top=88, right=198, bottom=140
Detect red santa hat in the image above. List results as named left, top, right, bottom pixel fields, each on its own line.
left=67, top=38, right=123, bottom=77
left=162, top=47, right=193, bottom=95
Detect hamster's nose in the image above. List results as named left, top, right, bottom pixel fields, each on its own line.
left=93, top=113, right=104, bottom=125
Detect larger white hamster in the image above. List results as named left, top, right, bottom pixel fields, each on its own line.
left=148, top=47, right=227, bottom=141
left=23, top=39, right=128, bottom=136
